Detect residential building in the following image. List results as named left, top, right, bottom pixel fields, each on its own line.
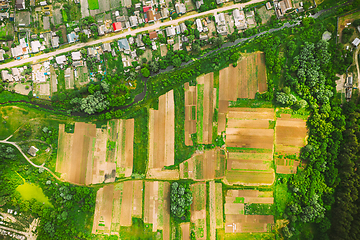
left=51, top=36, right=59, bottom=48
left=87, top=47, right=96, bottom=57
left=73, top=61, right=83, bottom=67
left=233, top=9, right=247, bottom=30
left=175, top=3, right=186, bottom=14
left=136, top=34, right=144, bottom=47
left=15, top=0, right=25, bottom=9
left=28, top=146, right=39, bottom=157
left=143, top=5, right=151, bottom=12
left=71, top=51, right=82, bottom=61
left=67, top=32, right=79, bottom=43
left=199, top=34, right=208, bottom=40
left=30, top=41, right=41, bottom=53
left=118, top=38, right=130, bottom=51
left=216, top=0, right=223, bottom=4
left=39, top=1, right=47, bottom=6
left=266, top=2, right=272, bottom=9
left=196, top=19, right=203, bottom=32
left=129, top=16, right=138, bottom=27
left=176, top=25, right=181, bottom=34
left=152, top=41, right=157, bottom=50
left=103, top=43, right=111, bottom=52
left=196, top=0, right=203, bottom=9
left=0, top=12, right=9, bottom=21
left=74, top=27, right=80, bottom=32
left=55, top=55, right=67, bottom=65
left=214, top=13, right=226, bottom=26
left=113, top=22, right=122, bottom=32
left=217, top=25, right=228, bottom=35
left=147, top=10, right=155, bottom=22
left=149, top=31, right=158, bottom=40
left=82, top=29, right=91, bottom=38
left=0, top=49, right=5, bottom=61
left=180, top=23, right=187, bottom=33
left=352, top=38, right=360, bottom=47
left=348, top=76, right=353, bottom=86
left=161, top=8, right=169, bottom=19
left=1, top=70, right=12, bottom=81
left=98, top=25, right=106, bottom=36
left=166, top=26, right=176, bottom=37
left=11, top=45, right=23, bottom=58
left=275, top=0, right=293, bottom=18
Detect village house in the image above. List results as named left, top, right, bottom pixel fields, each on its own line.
left=67, top=32, right=79, bottom=44
left=180, top=23, right=187, bottom=33
left=28, top=146, right=39, bottom=157
left=136, top=34, right=145, bottom=47
left=149, top=31, right=158, bottom=40
left=166, top=26, right=176, bottom=37
left=55, top=55, right=67, bottom=65
left=87, top=47, right=96, bottom=57
left=112, top=22, right=122, bottom=32
left=15, top=0, right=25, bottom=9
left=98, top=25, right=106, bottom=36
left=1, top=70, right=12, bottom=81
left=30, top=40, right=41, bottom=53
left=275, top=0, right=293, bottom=18
left=118, top=38, right=130, bottom=51
left=146, top=10, right=155, bottom=23
left=233, top=9, right=247, bottom=30
left=103, top=43, right=111, bottom=52
left=196, top=0, right=203, bottom=9
left=71, top=51, right=82, bottom=61
left=175, top=3, right=186, bottom=14
left=196, top=19, right=203, bottom=32
left=51, top=36, right=59, bottom=48
left=129, top=16, right=139, bottom=27
left=352, top=38, right=360, bottom=47
left=0, top=49, right=5, bottom=61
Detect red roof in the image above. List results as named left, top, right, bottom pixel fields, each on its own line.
left=149, top=31, right=157, bottom=39
left=143, top=6, right=151, bottom=12
left=112, top=22, right=122, bottom=32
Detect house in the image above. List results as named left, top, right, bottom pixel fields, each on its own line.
left=1, top=70, right=12, bottom=81
left=196, top=0, right=203, bottom=9
left=113, top=22, right=122, bottom=32
left=348, top=76, right=353, bottom=86
left=71, top=51, right=82, bottom=61
left=15, top=0, right=25, bottom=9
left=28, top=146, right=39, bottom=157
left=146, top=10, right=155, bottom=22
left=266, top=2, right=272, bottom=9
left=39, top=1, right=47, bottom=6
left=176, top=25, right=181, bottom=34
left=216, top=0, right=223, bottom=4
left=357, top=26, right=360, bottom=33
left=0, top=12, right=9, bottom=21
left=175, top=3, right=186, bottom=14
left=98, top=25, right=106, bottom=36
left=55, top=55, right=67, bottom=65
left=73, top=61, right=83, bottom=67
left=166, top=26, right=176, bottom=37
left=0, top=49, right=5, bottom=61
left=214, top=13, right=226, bottom=26
left=74, top=27, right=80, bottom=32
left=136, top=34, right=144, bottom=47
left=352, top=38, right=360, bottom=47
left=82, top=29, right=91, bottom=38
left=217, top=25, right=228, bottom=35
left=143, top=5, right=151, bottom=12
left=11, top=46, right=23, bottom=58
left=196, top=19, right=203, bottom=32
left=129, top=16, right=138, bottom=27
left=31, top=40, right=41, bottom=53
left=149, top=31, right=158, bottom=40
left=233, top=9, right=247, bottom=30
left=180, top=23, right=187, bottom=33
left=103, top=43, right=111, bottom=52
left=118, top=38, right=130, bottom=51
left=161, top=8, right=169, bottom=19
left=51, top=36, right=59, bottom=48
left=67, top=32, right=79, bottom=44
left=275, top=0, right=293, bottom=18
left=199, top=34, right=208, bottom=40
left=87, top=47, right=96, bottom=57
left=128, top=37, right=134, bottom=45
left=152, top=41, right=157, bottom=50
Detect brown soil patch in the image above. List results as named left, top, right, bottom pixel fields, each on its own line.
left=179, top=148, right=226, bottom=181
left=227, top=119, right=270, bottom=129
left=181, top=222, right=190, bottom=240
left=224, top=171, right=274, bottom=186
left=149, top=90, right=175, bottom=170
left=209, top=181, right=216, bottom=240
left=226, top=128, right=274, bottom=149
left=185, top=82, right=197, bottom=146
left=92, top=185, right=114, bottom=234
left=227, top=110, right=275, bottom=120
left=215, top=183, right=223, bottom=228
left=191, top=183, right=207, bottom=240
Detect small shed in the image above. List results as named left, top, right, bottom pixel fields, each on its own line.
left=28, top=146, right=39, bottom=157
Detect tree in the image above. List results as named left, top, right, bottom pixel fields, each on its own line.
left=170, top=182, right=192, bottom=220
left=78, top=32, right=88, bottom=43
left=149, top=61, right=159, bottom=73
left=213, top=35, right=224, bottom=48
left=141, top=67, right=150, bottom=77
left=192, top=43, right=201, bottom=53
left=136, top=48, right=144, bottom=56
left=172, top=56, right=182, bottom=67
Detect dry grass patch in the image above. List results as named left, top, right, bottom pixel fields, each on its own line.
left=181, top=222, right=190, bottom=240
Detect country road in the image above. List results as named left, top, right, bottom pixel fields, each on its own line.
left=0, top=0, right=265, bottom=70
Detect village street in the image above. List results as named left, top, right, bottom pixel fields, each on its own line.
left=0, top=0, right=265, bottom=70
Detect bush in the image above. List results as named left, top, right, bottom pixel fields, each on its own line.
left=342, top=28, right=354, bottom=43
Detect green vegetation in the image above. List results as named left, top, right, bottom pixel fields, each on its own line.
left=170, top=181, right=193, bottom=221
left=87, top=0, right=99, bottom=10
left=196, top=84, right=204, bottom=143
left=16, top=182, right=52, bottom=206
left=132, top=108, right=148, bottom=175
left=119, top=218, right=161, bottom=239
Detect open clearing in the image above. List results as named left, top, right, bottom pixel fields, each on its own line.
left=196, top=73, right=216, bottom=144
left=184, top=82, right=197, bottom=146
left=179, top=148, right=226, bottom=181
left=56, top=120, right=134, bottom=184
left=225, top=189, right=274, bottom=233
left=144, top=181, right=171, bottom=240
left=148, top=90, right=175, bottom=172
left=224, top=108, right=275, bottom=186
left=338, top=10, right=360, bottom=43
left=92, top=181, right=144, bottom=234
left=191, top=183, right=207, bottom=240
left=275, top=114, right=307, bottom=174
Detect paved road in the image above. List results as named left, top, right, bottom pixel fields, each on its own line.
left=0, top=0, right=265, bottom=70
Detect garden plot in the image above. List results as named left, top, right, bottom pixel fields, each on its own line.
left=181, top=222, right=190, bottom=240
left=50, top=66, right=57, bottom=93
left=92, top=181, right=144, bottom=235
left=184, top=82, right=197, bottom=146
left=143, top=181, right=171, bottom=240
left=16, top=12, right=31, bottom=26
left=224, top=189, right=274, bottom=234
left=224, top=108, right=275, bottom=186
left=75, top=66, right=90, bottom=86
left=107, top=119, right=134, bottom=178
left=179, top=148, right=226, bottom=181
left=64, top=67, right=74, bottom=89
left=275, top=114, right=307, bottom=174
left=218, top=52, right=267, bottom=132
left=148, top=90, right=175, bottom=172
left=190, top=183, right=207, bottom=240
left=196, top=73, right=216, bottom=144
left=56, top=120, right=134, bottom=185
left=209, top=181, right=223, bottom=240
left=52, top=9, right=63, bottom=25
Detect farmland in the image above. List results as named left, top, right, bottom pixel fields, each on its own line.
left=184, top=82, right=197, bottom=146
left=148, top=90, right=175, bottom=172
left=191, top=183, right=207, bottom=240
left=56, top=120, right=134, bottom=185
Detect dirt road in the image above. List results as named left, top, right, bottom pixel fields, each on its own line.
left=0, top=0, right=265, bottom=70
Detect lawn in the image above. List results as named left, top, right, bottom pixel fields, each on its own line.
left=62, top=9, right=68, bottom=22
left=16, top=182, right=53, bottom=206
left=88, top=0, right=99, bottom=10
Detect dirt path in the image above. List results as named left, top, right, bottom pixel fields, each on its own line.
left=354, top=46, right=360, bottom=89
left=0, top=0, right=265, bottom=70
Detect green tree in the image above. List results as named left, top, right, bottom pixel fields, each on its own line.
left=141, top=67, right=150, bottom=77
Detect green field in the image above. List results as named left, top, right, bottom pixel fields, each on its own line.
left=62, top=9, right=68, bottom=22
left=88, top=0, right=99, bottom=10
left=196, top=84, right=204, bottom=143
left=16, top=182, right=52, bottom=206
